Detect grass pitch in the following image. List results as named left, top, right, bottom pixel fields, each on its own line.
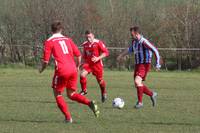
left=0, top=68, right=200, bottom=133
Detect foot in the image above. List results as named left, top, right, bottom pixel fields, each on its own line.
left=79, top=90, right=88, bottom=95
left=64, top=118, right=73, bottom=123
left=89, top=101, right=100, bottom=117
left=134, top=102, right=143, bottom=109
left=150, top=92, right=157, bottom=107
left=101, top=93, right=107, bottom=103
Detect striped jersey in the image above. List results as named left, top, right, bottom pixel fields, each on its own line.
left=128, top=36, right=161, bottom=68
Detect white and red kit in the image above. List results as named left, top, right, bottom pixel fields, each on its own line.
left=43, top=33, right=81, bottom=92
left=82, top=39, right=109, bottom=81
left=80, top=39, right=109, bottom=94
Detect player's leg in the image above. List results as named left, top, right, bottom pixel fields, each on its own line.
left=97, top=78, right=107, bottom=103
left=142, top=85, right=153, bottom=96
left=134, top=75, right=144, bottom=109
left=67, top=89, right=99, bottom=117
left=93, top=66, right=107, bottom=103
left=142, top=64, right=157, bottom=106
left=79, top=64, right=91, bottom=95
left=142, top=64, right=153, bottom=97
left=67, top=89, right=90, bottom=105
left=67, top=73, right=100, bottom=117
left=79, top=69, right=89, bottom=95
left=52, top=75, right=72, bottom=122
left=143, top=84, right=157, bottom=107
left=134, top=64, right=148, bottom=109
left=54, top=90, right=72, bottom=123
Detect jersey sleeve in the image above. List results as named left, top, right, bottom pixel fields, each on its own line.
left=43, top=40, right=52, bottom=63
left=142, top=39, right=161, bottom=67
left=69, top=39, right=81, bottom=57
left=98, top=41, right=109, bottom=56
left=82, top=47, right=87, bottom=60
left=128, top=40, right=134, bottom=54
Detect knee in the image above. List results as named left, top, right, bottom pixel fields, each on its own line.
left=134, top=79, right=142, bottom=87
left=53, top=90, right=62, bottom=98
left=80, top=73, right=86, bottom=78
left=80, top=70, right=88, bottom=78
left=67, top=93, right=71, bottom=98
left=67, top=90, right=75, bottom=99
left=97, top=78, right=103, bottom=84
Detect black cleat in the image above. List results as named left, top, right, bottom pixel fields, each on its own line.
left=150, top=92, right=157, bottom=107
left=79, top=90, right=88, bottom=95
left=101, top=93, right=107, bottom=103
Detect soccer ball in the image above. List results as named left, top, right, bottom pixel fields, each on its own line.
left=112, top=98, right=125, bottom=109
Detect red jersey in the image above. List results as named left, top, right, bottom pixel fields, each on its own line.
left=82, top=39, right=109, bottom=66
left=43, top=33, right=81, bottom=76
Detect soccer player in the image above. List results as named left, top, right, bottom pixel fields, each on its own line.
left=79, top=30, right=109, bottom=103
left=39, top=21, right=100, bottom=123
left=117, top=26, right=161, bottom=109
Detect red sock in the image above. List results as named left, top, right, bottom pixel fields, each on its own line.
left=56, top=96, right=71, bottom=120
left=136, top=86, right=143, bottom=103
left=69, top=93, right=90, bottom=106
left=99, top=80, right=107, bottom=95
left=80, top=76, right=87, bottom=92
left=143, top=85, right=153, bottom=96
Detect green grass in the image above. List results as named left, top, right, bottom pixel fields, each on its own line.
left=0, top=68, right=200, bottom=133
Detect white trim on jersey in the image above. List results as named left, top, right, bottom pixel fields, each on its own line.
left=47, top=33, right=65, bottom=41
left=81, top=39, right=100, bottom=46
left=93, top=39, right=100, bottom=43
left=142, top=38, right=160, bottom=65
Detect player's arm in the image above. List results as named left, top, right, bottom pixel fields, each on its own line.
left=117, top=49, right=129, bottom=62
left=143, top=39, right=161, bottom=70
left=39, top=62, right=48, bottom=73
left=81, top=47, right=87, bottom=64
left=117, top=42, right=133, bottom=61
left=70, top=39, right=82, bottom=70
left=39, top=41, right=52, bottom=73
left=92, top=41, right=109, bottom=63
left=76, top=55, right=81, bottom=71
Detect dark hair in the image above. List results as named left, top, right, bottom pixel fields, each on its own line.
left=85, top=30, right=92, bottom=35
left=51, top=21, right=63, bottom=33
left=130, top=26, right=140, bottom=33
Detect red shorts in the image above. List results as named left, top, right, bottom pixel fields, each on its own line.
left=134, top=63, right=151, bottom=81
left=82, top=63, right=103, bottom=81
left=52, top=72, right=78, bottom=92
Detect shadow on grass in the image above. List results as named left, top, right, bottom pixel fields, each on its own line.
left=0, top=118, right=80, bottom=124
left=10, top=100, right=75, bottom=104
left=140, top=121, right=200, bottom=126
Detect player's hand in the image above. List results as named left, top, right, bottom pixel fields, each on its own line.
left=91, top=56, right=100, bottom=63
left=38, top=67, right=43, bottom=73
left=117, top=55, right=121, bottom=62
left=77, top=65, right=81, bottom=72
left=38, top=62, right=47, bottom=73
left=38, top=69, right=43, bottom=73
left=155, top=64, right=161, bottom=72
left=38, top=65, right=45, bottom=73
left=155, top=68, right=160, bottom=72
left=37, top=63, right=43, bottom=73
left=77, top=67, right=80, bottom=72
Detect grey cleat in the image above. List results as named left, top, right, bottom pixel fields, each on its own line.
left=150, top=92, right=157, bottom=107
left=134, top=102, right=143, bottom=109
left=64, top=118, right=73, bottom=123
left=89, top=101, right=100, bottom=118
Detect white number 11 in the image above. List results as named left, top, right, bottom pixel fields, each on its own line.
left=59, top=41, right=69, bottom=54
